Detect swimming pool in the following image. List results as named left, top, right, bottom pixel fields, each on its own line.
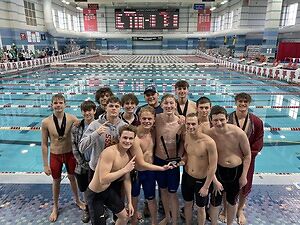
left=0, top=62, right=299, bottom=173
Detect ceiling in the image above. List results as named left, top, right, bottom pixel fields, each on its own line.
left=68, top=0, right=222, bottom=8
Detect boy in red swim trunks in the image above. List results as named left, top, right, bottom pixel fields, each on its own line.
left=227, top=93, right=264, bottom=225
left=41, top=94, right=85, bottom=222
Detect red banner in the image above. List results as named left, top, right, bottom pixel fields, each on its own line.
left=197, top=9, right=211, bottom=32
left=83, top=9, right=98, bottom=31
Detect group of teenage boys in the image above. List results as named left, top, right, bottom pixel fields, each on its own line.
left=42, top=80, right=264, bottom=225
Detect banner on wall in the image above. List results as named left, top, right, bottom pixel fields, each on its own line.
left=31, top=32, right=37, bottom=43
left=36, top=32, right=40, bottom=43
left=197, top=9, right=211, bottom=32
left=27, top=31, right=32, bottom=42
left=26, top=31, right=41, bottom=43
left=83, top=8, right=98, bottom=31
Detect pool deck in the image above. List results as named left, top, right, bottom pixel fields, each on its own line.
left=0, top=173, right=299, bottom=225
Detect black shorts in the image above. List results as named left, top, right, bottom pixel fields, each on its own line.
left=181, top=170, right=208, bottom=207
left=86, top=186, right=125, bottom=225
left=210, top=164, right=243, bottom=207
left=75, top=168, right=89, bottom=192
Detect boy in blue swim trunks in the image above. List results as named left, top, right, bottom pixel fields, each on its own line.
left=131, top=106, right=157, bottom=225
left=154, top=94, right=185, bottom=225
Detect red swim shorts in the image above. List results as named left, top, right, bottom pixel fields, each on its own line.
left=50, top=151, right=76, bottom=179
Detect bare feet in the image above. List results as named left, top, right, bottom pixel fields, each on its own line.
left=237, top=211, right=247, bottom=225
left=49, top=207, right=59, bottom=222
left=76, top=200, right=86, bottom=210
left=218, top=210, right=227, bottom=223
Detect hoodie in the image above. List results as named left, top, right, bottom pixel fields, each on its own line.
left=79, top=114, right=127, bottom=171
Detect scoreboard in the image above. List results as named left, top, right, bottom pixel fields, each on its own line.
left=115, top=9, right=179, bottom=29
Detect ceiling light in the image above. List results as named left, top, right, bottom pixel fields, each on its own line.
left=210, top=7, right=216, bottom=11
left=221, top=0, right=228, bottom=5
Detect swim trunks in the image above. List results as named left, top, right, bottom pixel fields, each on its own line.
left=50, top=151, right=76, bottom=179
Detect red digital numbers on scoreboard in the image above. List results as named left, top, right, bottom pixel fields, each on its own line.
left=115, top=9, right=179, bottom=29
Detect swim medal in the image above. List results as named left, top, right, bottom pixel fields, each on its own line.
left=53, top=113, right=66, bottom=141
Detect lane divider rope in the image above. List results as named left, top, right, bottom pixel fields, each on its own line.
left=1, top=83, right=299, bottom=87
left=0, top=126, right=299, bottom=131
left=0, top=91, right=299, bottom=96
left=0, top=105, right=299, bottom=109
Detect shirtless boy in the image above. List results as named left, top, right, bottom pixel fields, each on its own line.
left=41, top=94, right=85, bottom=222
left=175, top=80, right=196, bottom=116
left=80, top=97, right=171, bottom=177
left=86, top=125, right=137, bottom=225
left=227, top=93, right=264, bottom=225
left=196, top=96, right=212, bottom=132
left=154, top=94, right=184, bottom=225
left=182, top=113, right=218, bottom=225
left=131, top=106, right=157, bottom=225
left=206, top=106, right=251, bottom=225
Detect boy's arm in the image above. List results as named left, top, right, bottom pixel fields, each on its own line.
left=239, top=130, right=252, bottom=187
left=99, top=151, right=135, bottom=185
left=131, top=137, right=171, bottom=171
left=202, top=140, right=218, bottom=190
left=41, top=120, right=51, bottom=176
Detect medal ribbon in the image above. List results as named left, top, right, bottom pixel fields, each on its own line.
left=53, top=113, right=66, bottom=138
left=234, top=112, right=248, bottom=131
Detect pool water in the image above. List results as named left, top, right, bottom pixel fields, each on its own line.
left=0, top=65, right=299, bottom=173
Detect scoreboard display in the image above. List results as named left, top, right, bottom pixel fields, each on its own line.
left=115, top=9, right=179, bottom=29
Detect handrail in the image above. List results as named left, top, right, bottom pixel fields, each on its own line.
left=0, top=50, right=81, bottom=73
left=198, top=50, right=300, bottom=84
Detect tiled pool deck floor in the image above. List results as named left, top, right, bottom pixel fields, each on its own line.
left=0, top=174, right=300, bottom=225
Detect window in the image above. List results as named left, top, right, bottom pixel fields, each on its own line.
left=58, top=10, right=65, bottom=29
left=73, top=15, right=79, bottom=31
left=24, top=1, right=37, bottom=26
left=228, top=11, right=233, bottom=29
left=67, top=14, right=72, bottom=30
left=221, top=14, right=226, bottom=30
left=281, top=3, right=298, bottom=27
left=52, top=9, right=57, bottom=27
left=216, top=16, right=221, bottom=31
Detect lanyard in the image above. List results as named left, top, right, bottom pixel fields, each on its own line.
left=53, top=113, right=66, bottom=139
left=234, top=112, right=248, bottom=131
left=177, top=100, right=189, bottom=116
